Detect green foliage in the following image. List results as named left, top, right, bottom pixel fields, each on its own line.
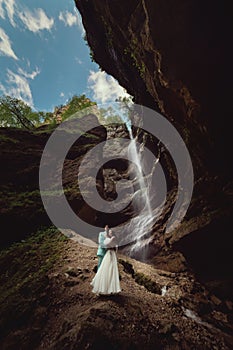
left=89, top=48, right=95, bottom=62
left=35, top=111, right=54, bottom=127
left=118, top=259, right=135, bottom=276
left=119, top=259, right=161, bottom=295
left=97, top=106, right=124, bottom=125
left=134, top=272, right=161, bottom=294
left=0, top=134, right=19, bottom=143
left=101, top=16, right=113, bottom=48
left=0, top=226, right=68, bottom=339
left=0, top=95, right=54, bottom=130
left=0, top=190, right=42, bottom=214
left=0, top=95, right=36, bottom=129
left=0, top=94, right=98, bottom=131
left=83, top=33, right=96, bottom=63
left=124, top=38, right=146, bottom=78
left=59, top=95, right=96, bottom=121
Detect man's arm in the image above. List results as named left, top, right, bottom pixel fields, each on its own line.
left=98, top=232, right=106, bottom=248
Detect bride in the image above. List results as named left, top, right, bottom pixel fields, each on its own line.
left=90, top=229, right=121, bottom=295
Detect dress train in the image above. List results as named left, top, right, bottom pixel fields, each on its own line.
left=90, top=249, right=121, bottom=295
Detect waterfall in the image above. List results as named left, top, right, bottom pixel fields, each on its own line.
left=101, top=102, right=162, bottom=260
left=126, top=127, right=154, bottom=259
left=128, top=128, right=152, bottom=217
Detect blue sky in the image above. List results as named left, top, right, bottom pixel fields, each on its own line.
left=0, top=0, right=129, bottom=112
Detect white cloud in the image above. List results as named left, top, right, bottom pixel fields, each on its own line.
left=18, top=8, right=54, bottom=33
left=75, top=57, right=82, bottom=64
left=60, top=92, right=64, bottom=97
left=18, top=67, right=40, bottom=79
left=59, top=10, right=85, bottom=35
left=59, top=11, right=77, bottom=27
left=0, top=27, right=18, bottom=59
left=88, top=70, right=130, bottom=104
left=0, top=2, right=54, bottom=32
left=0, top=0, right=16, bottom=26
left=0, top=67, right=40, bottom=106
left=0, top=1, right=4, bottom=19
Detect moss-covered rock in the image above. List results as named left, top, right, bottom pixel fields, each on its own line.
left=0, top=225, right=68, bottom=346
left=134, top=272, right=161, bottom=295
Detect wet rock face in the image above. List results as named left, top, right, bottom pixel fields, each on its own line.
left=0, top=115, right=107, bottom=246
left=75, top=0, right=233, bottom=295
left=0, top=128, right=51, bottom=246
left=97, top=123, right=135, bottom=227
left=76, top=0, right=232, bottom=177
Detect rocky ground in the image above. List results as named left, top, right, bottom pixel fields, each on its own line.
left=0, top=121, right=232, bottom=349
left=1, top=228, right=232, bottom=350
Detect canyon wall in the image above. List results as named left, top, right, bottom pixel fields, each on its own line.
left=75, top=0, right=233, bottom=298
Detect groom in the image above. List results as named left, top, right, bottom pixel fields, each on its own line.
left=97, top=225, right=109, bottom=270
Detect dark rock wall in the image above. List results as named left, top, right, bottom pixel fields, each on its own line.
left=0, top=116, right=107, bottom=247
left=75, top=0, right=233, bottom=297
left=76, top=0, right=232, bottom=177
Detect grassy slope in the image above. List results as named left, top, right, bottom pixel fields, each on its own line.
left=0, top=226, right=68, bottom=346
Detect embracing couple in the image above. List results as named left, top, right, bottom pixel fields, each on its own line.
left=90, top=225, right=121, bottom=295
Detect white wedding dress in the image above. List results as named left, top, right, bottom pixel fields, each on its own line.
left=90, top=237, right=121, bottom=295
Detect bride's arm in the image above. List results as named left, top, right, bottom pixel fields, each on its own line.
left=104, top=236, right=115, bottom=248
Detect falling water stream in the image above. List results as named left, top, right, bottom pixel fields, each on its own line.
left=126, top=126, right=155, bottom=258
left=128, top=128, right=152, bottom=216
left=103, top=104, right=162, bottom=260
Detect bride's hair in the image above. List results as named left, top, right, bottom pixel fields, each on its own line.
left=107, top=229, right=114, bottom=238
left=106, top=229, right=117, bottom=251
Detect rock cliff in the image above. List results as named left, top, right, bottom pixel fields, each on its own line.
left=1, top=2, right=233, bottom=347
left=0, top=115, right=107, bottom=246
left=75, top=0, right=233, bottom=298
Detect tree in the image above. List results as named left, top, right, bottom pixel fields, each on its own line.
left=35, top=111, right=54, bottom=127
left=0, top=95, right=56, bottom=129
left=98, top=106, right=123, bottom=125
left=59, top=95, right=96, bottom=121
left=0, top=95, right=36, bottom=129
left=97, top=96, right=133, bottom=126
left=0, top=93, right=129, bottom=130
